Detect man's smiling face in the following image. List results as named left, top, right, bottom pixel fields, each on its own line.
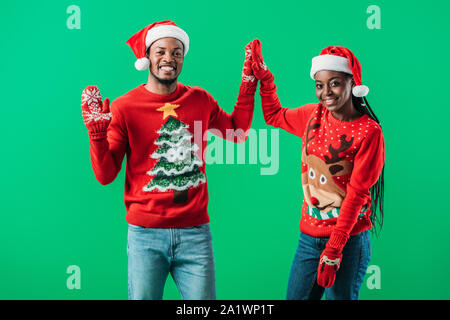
left=147, top=37, right=184, bottom=85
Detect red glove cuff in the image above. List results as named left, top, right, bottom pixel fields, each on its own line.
left=239, top=81, right=257, bottom=95
left=89, top=131, right=108, bottom=140
left=259, top=76, right=276, bottom=94
left=87, top=120, right=109, bottom=140
left=326, top=230, right=350, bottom=253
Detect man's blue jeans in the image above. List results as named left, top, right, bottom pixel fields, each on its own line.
left=286, top=230, right=371, bottom=300
left=127, top=223, right=216, bottom=300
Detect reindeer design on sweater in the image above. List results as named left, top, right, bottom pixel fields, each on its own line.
left=301, top=117, right=358, bottom=220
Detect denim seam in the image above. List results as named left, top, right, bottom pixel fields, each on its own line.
left=171, top=271, right=185, bottom=300
left=126, top=238, right=132, bottom=299
left=169, top=229, right=175, bottom=260
left=351, top=232, right=365, bottom=300
left=307, top=236, right=324, bottom=300
left=306, top=272, right=320, bottom=300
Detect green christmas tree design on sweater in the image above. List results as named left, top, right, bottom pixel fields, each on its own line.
left=143, top=114, right=206, bottom=204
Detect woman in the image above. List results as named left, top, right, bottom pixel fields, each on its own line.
left=249, top=41, right=385, bottom=300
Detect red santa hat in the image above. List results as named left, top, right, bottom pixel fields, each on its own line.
left=126, top=20, right=189, bottom=71
left=310, top=46, right=369, bottom=97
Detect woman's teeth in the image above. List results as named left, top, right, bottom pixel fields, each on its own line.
left=323, top=98, right=337, bottom=106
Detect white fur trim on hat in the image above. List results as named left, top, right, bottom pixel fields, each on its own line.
left=145, top=24, right=189, bottom=55
left=135, top=57, right=150, bottom=71
left=310, top=54, right=352, bottom=79
left=352, top=85, right=369, bottom=97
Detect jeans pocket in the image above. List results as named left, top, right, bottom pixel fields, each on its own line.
left=186, top=223, right=209, bottom=230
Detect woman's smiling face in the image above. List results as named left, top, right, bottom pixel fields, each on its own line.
left=314, top=70, right=354, bottom=114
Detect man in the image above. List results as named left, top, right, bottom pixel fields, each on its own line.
left=81, top=21, right=258, bottom=300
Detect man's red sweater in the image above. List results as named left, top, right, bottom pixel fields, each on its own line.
left=89, top=83, right=254, bottom=228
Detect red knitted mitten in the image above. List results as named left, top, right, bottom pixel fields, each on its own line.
left=242, top=40, right=256, bottom=84
left=317, top=231, right=349, bottom=288
left=240, top=39, right=259, bottom=94
left=250, top=39, right=275, bottom=86
left=81, top=86, right=112, bottom=140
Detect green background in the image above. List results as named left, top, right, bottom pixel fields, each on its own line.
left=1, top=0, right=449, bottom=299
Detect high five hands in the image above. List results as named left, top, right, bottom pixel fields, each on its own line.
left=240, top=39, right=276, bottom=94
left=249, top=39, right=274, bottom=83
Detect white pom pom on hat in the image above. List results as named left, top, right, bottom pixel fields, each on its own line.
left=310, top=46, right=369, bottom=97
left=126, top=20, right=189, bottom=71
left=135, top=58, right=150, bottom=71
left=352, top=84, right=369, bottom=97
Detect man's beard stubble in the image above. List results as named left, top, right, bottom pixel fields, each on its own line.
left=149, top=63, right=178, bottom=86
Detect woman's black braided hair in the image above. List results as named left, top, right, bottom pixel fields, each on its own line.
left=352, top=94, right=385, bottom=236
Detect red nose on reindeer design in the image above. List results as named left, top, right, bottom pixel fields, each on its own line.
left=310, top=197, right=319, bottom=205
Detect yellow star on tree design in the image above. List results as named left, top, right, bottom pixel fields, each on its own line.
left=157, top=103, right=180, bottom=119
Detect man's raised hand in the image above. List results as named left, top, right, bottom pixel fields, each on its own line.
left=242, top=40, right=257, bottom=84
left=81, top=86, right=112, bottom=140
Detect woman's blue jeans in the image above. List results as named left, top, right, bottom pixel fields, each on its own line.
left=286, top=230, right=371, bottom=300
left=127, top=223, right=216, bottom=300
